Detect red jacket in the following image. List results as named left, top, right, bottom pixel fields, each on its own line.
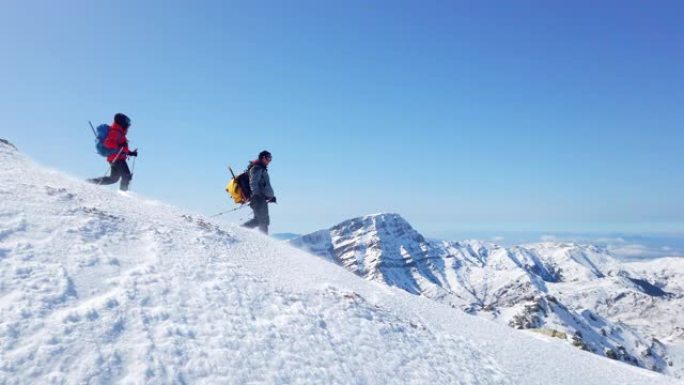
left=104, top=122, right=129, bottom=163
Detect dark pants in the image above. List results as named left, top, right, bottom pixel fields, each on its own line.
left=242, top=195, right=270, bottom=234
left=88, top=159, right=132, bottom=191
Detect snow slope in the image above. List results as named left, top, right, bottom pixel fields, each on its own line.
left=0, top=140, right=679, bottom=384
left=291, top=213, right=684, bottom=377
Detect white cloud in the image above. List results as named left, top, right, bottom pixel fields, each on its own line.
left=595, top=237, right=626, bottom=244
left=607, top=243, right=677, bottom=260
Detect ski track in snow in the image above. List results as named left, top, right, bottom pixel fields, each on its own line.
left=0, top=142, right=680, bottom=385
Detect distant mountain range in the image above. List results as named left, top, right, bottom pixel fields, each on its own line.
left=290, top=213, right=684, bottom=377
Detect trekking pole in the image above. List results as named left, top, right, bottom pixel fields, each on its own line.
left=88, top=121, right=97, bottom=137
left=209, top=204, right=248, bottom=218
left=130, top=148, right=138, bottom=175
left=128, top=149, right=138, bottom=190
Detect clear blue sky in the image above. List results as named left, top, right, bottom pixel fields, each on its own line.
left=2, top=0, right=683, bottom=238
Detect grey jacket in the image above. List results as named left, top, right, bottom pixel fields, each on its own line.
left=249, top=163, right=274, bottom=199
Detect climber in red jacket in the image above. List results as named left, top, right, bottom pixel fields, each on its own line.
left=88, top=113, right=138, bottom=191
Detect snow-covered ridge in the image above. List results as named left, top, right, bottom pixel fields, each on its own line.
left=291, top=213, right=684, bottom=378
left=0, top=138, right=17, bottom=150
left=0, top=141, right=679, bottom=384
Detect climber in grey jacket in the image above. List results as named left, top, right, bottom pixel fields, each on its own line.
left=242, top=150, right=275, bottom=234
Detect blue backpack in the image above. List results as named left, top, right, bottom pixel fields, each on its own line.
left=95, top=124, right=117, bottom=157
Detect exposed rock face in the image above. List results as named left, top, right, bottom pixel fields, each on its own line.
left=0, top=138, right=17, bottom=150
left=292, top=213, right=684, bottom=376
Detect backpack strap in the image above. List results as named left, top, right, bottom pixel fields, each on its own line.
left=246, top=161, right=265, bottom=173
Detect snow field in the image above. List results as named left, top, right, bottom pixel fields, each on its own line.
left=0, top=142, right=680, bottom=385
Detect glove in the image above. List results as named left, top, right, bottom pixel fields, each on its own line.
left=267, top=196, right=277, bottom=203
left=127, top=149, right=138, bottom=157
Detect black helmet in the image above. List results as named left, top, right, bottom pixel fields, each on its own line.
left=114, top=113, right=131, bottom=129
left=258, top=150, right=272, bottom=161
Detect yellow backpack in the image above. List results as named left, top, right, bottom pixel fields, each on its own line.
left=225, top=167, right=251, bottom=204
left=226, top=178, right=244, bottom=204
